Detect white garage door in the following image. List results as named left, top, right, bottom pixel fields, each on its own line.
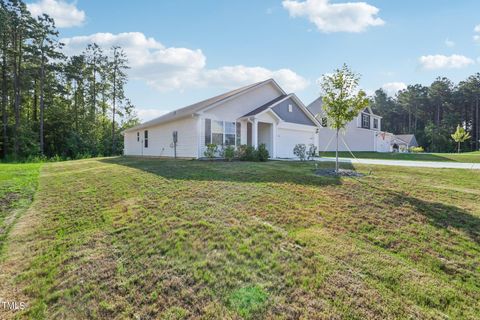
left=276, top=128, right=316, bottom=158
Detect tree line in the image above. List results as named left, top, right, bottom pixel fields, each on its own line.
left=0, top=0, right=138, bottom=161
left=371, top=75, right=480, bottom=152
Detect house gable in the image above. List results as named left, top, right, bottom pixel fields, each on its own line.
left=272, top=97, right=316, bottom=126
left=202, top=81, right=285, bottom=120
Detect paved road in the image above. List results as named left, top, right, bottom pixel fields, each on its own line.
left=315, top=157, right=480, bottom=170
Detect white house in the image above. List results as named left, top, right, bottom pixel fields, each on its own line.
left=123, top=79, right=320, bottom=159
left=307, top=97, right=387, bottom=152
left=307, top=97, right=417, bottom=153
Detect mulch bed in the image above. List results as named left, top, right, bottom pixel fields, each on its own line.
left=315, top=168, right=365, bottom=177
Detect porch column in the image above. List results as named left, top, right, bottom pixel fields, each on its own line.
left=252, top=118, right=258, bottom=149
left=272, top=123, right=277, bottom=158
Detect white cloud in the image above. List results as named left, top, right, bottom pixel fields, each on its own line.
left=419, top=54, right=475, bottom=70
left=27, top=0, right=85, bottom=28
left=473, top=25, right=480, bottom=43
left=202, top=66, right=309, bottom=92
left=444, top=39, right=455, bottom=47
left=61, top=32, right=309, bottom=92
left=381, top=82, right=407, bottom=96
left=282, top=0, right=384, bottom=33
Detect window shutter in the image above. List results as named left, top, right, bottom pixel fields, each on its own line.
left=205, top=119, right=211, bottom=144
left=236, top=122, right=241, bottom=146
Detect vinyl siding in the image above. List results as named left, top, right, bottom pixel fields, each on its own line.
left=124, top=116, right=199, bottom=158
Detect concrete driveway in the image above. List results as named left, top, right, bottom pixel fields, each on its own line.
left=315, top=157, right=480, bottom=170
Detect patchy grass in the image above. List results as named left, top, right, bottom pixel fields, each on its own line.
left=319, top=151, right=480, bottom=163
left=228, top=285, right=268, bottom=319
left=0, top=163, right=42, bottom=256
left=0, top=157, right=479, bottom=319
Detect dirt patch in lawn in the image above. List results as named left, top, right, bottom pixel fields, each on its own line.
left=315, top=168, right=365, bottom=177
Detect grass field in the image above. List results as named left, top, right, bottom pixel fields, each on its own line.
left=318, top=151, right=480, bottom=163
left=0, top=163, right=41, bottom=256
left=0, top=158, right=479, bottom=319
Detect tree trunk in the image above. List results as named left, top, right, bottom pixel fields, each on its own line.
left=476, top=97, right=479, bottom=151
left=335, top=128, right=339, bottom=174
left=39, top=55, right=45, bottom=155
left=13, top=31, right=23, bottom=157
left=33, top=78, right=38, bottom=122
left=458, top=141, right=460, bottom=154
left=1, top=37, right=8, bottom=158
left=74, top=81, right=78, bottom=131
left=92, top=59, right=96, bottom=118
left=112, top=66, right=116, bottom=154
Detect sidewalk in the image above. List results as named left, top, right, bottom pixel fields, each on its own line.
left=314, top=157, right=480, bottom=170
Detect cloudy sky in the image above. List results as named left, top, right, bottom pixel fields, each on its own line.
left=26, top=0, right=480, bottom=121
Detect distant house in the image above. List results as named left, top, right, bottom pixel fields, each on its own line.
left=394, top=134, right=419, bottom=149
left=123, top=79, right=320, bottom=159
left=307, top=97, right=417, bottom=153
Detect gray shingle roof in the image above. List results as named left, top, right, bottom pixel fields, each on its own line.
left=241, top=95, right=288, bottom=117
left=124, top=79, right=274, bottom=132
left=394, top=134, right=418, bottom=146
left=306, top=97, right=323, bottom=118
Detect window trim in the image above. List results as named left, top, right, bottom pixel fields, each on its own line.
left=205, top=118, right=238, bottom=147
left=361, top=113, right=371, bottom=129
left=144, top=130, right=149, bottom=148
left=373, top=118, right=379, bottom=130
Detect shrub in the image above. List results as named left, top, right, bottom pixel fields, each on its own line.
left=307, top=144, right=317, bottom=160
left=224, top=145, right=235, bottom=161
left=410, top=146, right=424, bottom=153
left=236, top=144, right=255, bottom=161
left=236, top=144, right=268, bottom=162
left=256, top=144, right=269, bottom=162
left=204, top=144, right=218, bottom=159
left=293, top=144, right=307, bottom=161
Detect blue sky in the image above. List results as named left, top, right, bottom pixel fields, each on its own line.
left=27, top=0, right=480, bottom=121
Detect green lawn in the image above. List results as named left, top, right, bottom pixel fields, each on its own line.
left=318, top=151, right=480, bottom=163
left=0, top=163, right=42, bottom=256
left=0, top=158, right=479, bottom=319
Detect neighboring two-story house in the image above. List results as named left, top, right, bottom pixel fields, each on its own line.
left=307, top=97, right=417, bottom=152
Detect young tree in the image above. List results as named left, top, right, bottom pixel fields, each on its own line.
left=319, top=64, right=369, bottom=173
left=451, top=124, right=471, bottom=153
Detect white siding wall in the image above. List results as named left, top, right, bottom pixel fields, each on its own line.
left=198, top=83, right=283, bottom=156
left=124, top=131, right=142, bottom=155
left=318, top=121, right=376, bottom=152
left=203, top=83, right=281, bottom=120
left=124, top=116, right=199, bottom=158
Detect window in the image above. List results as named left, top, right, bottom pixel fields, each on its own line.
left=137, top=132, right=139, bottom=142
left=288, top=104, right=293, bottom=112
left=361, top=113, right=370, bottom=129
left=373, top=118, right=379, bottom=130
left=225, top=122, right=235, bottom=146
left=205, top=119, right=239, bottom=146
left=144, top=130, right=149, bottom=148
left=205, top=119, right=211, bottom=144
left=236, top=122, right=241, bottom=146
left=212, top=120, right=224, bottom=145
left=321, top=117, right=328, bottom=127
